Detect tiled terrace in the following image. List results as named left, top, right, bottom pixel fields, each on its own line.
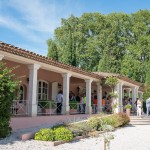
left=11, top=114, right=94, bottom=132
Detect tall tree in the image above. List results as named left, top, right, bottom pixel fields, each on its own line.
left=47, top=10, right=150, bottom=83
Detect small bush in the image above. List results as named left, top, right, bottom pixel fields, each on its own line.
left=54, top=126, right=73, bottom=142
left=35, top=127, right=73, bottom=142
left=118, top=112, right=130, bottom=126
left=66, top=122, right=92, bottom=137
left=88, top=117, right=102, bottom=131
left=34, top=128, right=55, bottom=141
left=101, top=115, right=121, bottom=128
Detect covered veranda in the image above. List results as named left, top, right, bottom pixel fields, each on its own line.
left=0, top=42, right=143, bottom=119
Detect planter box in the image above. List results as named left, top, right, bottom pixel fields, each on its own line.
left=126, top=109, right=130, bottom=116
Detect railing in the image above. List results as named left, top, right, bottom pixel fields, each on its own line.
left=11, top=100, right=29, bottom=116
left=69, top=102, right=83, bottom=114
left=11, top=100, right=100, bottom=116
left=37, top=100, right=58, bottom=115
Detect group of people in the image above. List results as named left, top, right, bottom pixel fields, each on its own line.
left=55, top=90, right=98, bottom=114
left=56, top=90, right=150, bottom=117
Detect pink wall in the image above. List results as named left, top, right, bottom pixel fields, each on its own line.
left=3, top=59, right=108, bottom=100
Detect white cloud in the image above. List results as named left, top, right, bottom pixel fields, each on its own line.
left=0, top=0, right=70, bottom=42
left=8, top=0, right=57, bottom=33
left=0, top=0, right=75, bottom=54
left=0, top=15, right=44, bottom=43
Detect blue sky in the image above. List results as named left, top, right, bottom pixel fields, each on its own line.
left=0, top=0, right=150, bottom=56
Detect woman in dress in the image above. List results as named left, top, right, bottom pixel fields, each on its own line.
left=137, top=99, right=142, bottom=117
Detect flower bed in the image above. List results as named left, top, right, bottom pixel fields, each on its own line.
left=34, top=113, right=130, bottom=145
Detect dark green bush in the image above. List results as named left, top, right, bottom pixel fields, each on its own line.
left=54, top=126, right=73, bottom=142
left=35, top=128, right=54, bottom=141
left=0, top=62, right=19, bottom=138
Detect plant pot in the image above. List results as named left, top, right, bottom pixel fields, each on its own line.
left=126, top=108, right=130, bottom=116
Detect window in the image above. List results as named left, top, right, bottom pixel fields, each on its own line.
left=38, top=80, right=48, bottom=100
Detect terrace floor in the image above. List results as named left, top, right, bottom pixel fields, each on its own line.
left=10, top=114, right=94, bottom=131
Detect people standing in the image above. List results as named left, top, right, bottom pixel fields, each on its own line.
left=93, top=95, right=98, bottom=113
left=83, top=94, right=86, bottom=113
left=56, top=90, right=63, bottom=114
left=102, top=96, right=106, bottom=112
left=79, top=94, right=84, bottom=113
left=137, top=99, right=142, bottom=117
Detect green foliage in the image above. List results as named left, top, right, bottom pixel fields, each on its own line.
left=101, top=115, right=120, bottom=128
left=47, top=39, right=59, bottom=61
left=47, top=10, right=150, bottom=83
left=88, top=117, right=102, bottom=131
left=35, top=126, right=73, bottom=142
left=66, top=122, right=92, bottom=137
left=35, top=128, right=55, bottom=141
left=105, top=76, right=118, bottom=92
left=125, top=104, right=132, bottom=109
left=66, top=124, right=84, bottom=137
left=109, top=92, right=118, bottom=98
left=87, top=113, right=130, bottom=132
left=54, top=126, right=73, bottom=142
left=0, top=62, right=19, bottom=138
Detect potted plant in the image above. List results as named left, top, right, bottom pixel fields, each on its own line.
left=125, top=104, right=132, bottom=116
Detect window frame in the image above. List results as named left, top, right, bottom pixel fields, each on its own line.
left=37, top=80, right=49, bottom=100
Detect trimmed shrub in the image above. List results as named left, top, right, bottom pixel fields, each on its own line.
left=34, top=127, right=73, bottom=142
left=54, top=126, right=73, bottom=142
left=34, top=128, right=55, bottom=141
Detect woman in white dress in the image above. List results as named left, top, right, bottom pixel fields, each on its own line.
left=137, top=99, right=142, bottom=117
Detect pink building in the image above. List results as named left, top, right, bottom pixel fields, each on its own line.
left=0, top=41, right=143, bottom=117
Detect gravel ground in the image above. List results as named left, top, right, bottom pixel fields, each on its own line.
left=1, top=125, right=150, bottom=150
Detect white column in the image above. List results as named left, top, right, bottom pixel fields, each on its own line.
left=138, top=92, right=143, bottom=99
left=122, top=88, right=124, bottom=98
left=0, top=54, right=4, bottom=60
left=127, top=88, right=131, bottom=97
left=62, top=73, right=71, bottom=115
left=28, top=64, right=40, bottom=117
left=85, top=79, right=93, bottom=114
left=52, top=82, right=58, bottom=100
left=114, top=82, right=123, bottom=113
left=96, top=82, right=102, bottom=113
left=132, top=87, right=138, bottom=111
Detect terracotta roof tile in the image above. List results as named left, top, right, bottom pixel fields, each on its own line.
left=0, top=41, right=100, bottom=79
left=0, top=41, right=143, bottom=87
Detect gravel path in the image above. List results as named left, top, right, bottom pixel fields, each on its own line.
left=1, top=125, right=150, bottom=150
